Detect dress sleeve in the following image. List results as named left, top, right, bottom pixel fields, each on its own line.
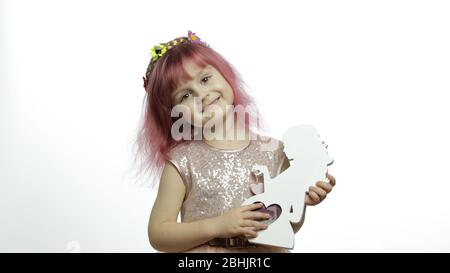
left=167, top=145, right=192, bottom=201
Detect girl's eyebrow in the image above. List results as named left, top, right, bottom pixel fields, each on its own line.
left=172, top=88, right=185, bottom=99
left=191, top=67, right=210, bottom=80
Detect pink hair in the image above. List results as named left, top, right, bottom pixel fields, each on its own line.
left=134, top=42, right=262, bottom=186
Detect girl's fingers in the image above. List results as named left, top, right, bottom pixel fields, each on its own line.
left=326, top=173, right=336, bottom=186
left=243, top=202, right=263, bottom=211
left=242, top=219, right=268, bottom=229
left=242, top=219, right=255, bottom=227
left=305, top=193, right=315, bottom=205
left=255, top=211, right=271, bottom=219
left=316, top=181, right=333, bottom=193
left=243, top=211, right=271, bottom=220
left=307, top=189, right=321, bottom=203
left=240, top=227, right=258, bottom=238
left=309, top=186, right=327, bottom=200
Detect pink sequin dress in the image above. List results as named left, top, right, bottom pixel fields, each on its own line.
left=167, top=133, right=291, bottom=253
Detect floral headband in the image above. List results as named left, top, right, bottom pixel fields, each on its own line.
left=143, top=30, right=208, bottom=90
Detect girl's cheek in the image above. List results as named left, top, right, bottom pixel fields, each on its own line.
left=175, top=103, right=200, bottom=127
left=220, top=84, right=234, bottom=105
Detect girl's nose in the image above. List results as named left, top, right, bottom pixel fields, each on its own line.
left=199, top=90, right=211, bottom=102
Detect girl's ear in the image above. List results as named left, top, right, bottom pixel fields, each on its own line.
left=143, top=76, right=148, bottom=89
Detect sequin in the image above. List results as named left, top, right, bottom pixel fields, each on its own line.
left=167, top=132, right=290, bottom=253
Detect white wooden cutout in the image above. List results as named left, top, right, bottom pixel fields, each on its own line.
left=242, top=124, right=334, bottom=249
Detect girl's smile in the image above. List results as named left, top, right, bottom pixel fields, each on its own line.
left=203, top=97, right=221, bottom=113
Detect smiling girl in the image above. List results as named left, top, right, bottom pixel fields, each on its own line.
left=136, top=31, right=336, bottom=253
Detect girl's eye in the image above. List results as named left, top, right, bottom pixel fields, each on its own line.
left=180, top=90, right=192, bottom=102
left=201, top=75, right=211, bottom=84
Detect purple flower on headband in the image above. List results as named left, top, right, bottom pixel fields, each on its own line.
left=188, top=30, right=202, bottom=44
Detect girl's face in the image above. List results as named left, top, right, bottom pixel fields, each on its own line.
left=171, top=62, right=234, bottom=127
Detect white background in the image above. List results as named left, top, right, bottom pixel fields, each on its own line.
left=1, top=0, right=449, bottom=252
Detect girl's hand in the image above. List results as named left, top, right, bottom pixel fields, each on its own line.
left=305, top=172, right=336, bottom=206
left=210, top=203, right=271, bottom=239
